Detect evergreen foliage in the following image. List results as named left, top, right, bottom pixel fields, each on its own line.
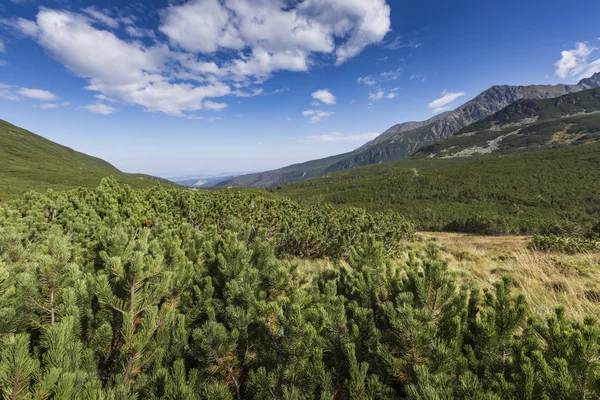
left=274, top=142, right=600, bottom=235
left=0, top=180, right=598, bottom=399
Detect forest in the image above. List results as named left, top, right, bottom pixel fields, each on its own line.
left=1, top=178, right=599, bottom=399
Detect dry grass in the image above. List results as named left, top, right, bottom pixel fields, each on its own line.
left=417, top=232, right=600, bottom=319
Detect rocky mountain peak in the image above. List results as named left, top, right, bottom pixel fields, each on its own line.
left=579, top=72, right=600, bottom=89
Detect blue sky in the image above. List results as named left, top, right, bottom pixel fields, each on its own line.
left=1, top=0, right=599, bottom=177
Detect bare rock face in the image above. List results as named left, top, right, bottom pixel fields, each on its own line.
left=220, top=73, right=600, bottom=188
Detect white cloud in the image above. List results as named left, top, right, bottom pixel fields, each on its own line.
left=203, top=100, right=228, bottom=111
left=0, top=83, right=67, bottom=103
left=20, top=9, right=230, bottom=117
left=369, top=89, right=384, bottom=101
left=431, top=107, right=449, bottom=115
left=428, top=91, right=465, bottom=110
left=80, top=103, right=117, bottom=115
left=0, top=89, right=20, bottom=101
left=9, top=1, right=390, bottom=117
left=13, top=18, right=39, bottom=37
left=125, top=26, right=156, bottom=39
left=382, top=35, right=422, bottom=50
left=301, top=131, right=379, bottom=142
left=302, top=109, right=334, bottom=123
left=554, top=42, right=600, bottom=79
left=17, top=87, right=59, bottom=101
left=380, top=68, right=402, bottom=82
left=82, top=6, right=120, bottom=29
left=358, top=68, right=402, bottom=86
left=357, top=75, right=376, bottom=86
left=0, top=41, right=5, bottom=53
left=160, top=0, right=390, bottom=66
left=369, top=87, right=398, bottom=101
left=311, top=89, right=336, bottom=105
left=410, top=73, right=427, bottom=82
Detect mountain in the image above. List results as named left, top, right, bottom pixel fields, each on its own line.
left=173, top=173, right=242, bottom=188
left=414, top=88, right=600, bottom=159
left=220, top=72, right=600, bottom=188
left=273, top=86, right=600, bottom=234
left=0, top=119, right=172, bottom=200
left=216, top=151, right=353, bottom=188
left=274, top=141, right=600, bottom=235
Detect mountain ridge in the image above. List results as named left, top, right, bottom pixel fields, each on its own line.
left=219, top=72, right=600, bottom=188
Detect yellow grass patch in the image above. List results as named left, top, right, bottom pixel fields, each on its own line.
left=417, top=232, right=600, bottom=319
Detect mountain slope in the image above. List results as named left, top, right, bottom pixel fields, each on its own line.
left=274, top=142, right=600, bottom=235
left=216, top=151, right=353, bottom=188
left=274, top=90, right=600, bottom=234
left=414, top=88, right=600, bottom=159
left=0, top=119, right=172, bottom=200
left=222, top=72, right=600, bottom=188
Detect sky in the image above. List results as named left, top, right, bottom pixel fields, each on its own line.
left=0, top=0, right=599, bottom=177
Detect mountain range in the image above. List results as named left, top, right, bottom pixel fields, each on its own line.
left=415, top=88, right=600, bottom=159
left=218, top=72, right=600, bottom=188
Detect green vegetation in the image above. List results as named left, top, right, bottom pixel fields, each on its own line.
left=274, top=142, right=600, bottom=235
left=1, top=180, right=600, bottom=399
left=416, top=88, right=600, bottom=159
left=0, top=119, right=172, bottom=201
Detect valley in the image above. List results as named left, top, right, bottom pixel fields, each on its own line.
left=1, top=2, right=600, bottom=396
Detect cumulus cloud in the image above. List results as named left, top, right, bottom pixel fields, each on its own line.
left=80, top=103, right=117, bottom=115
left=8, top=1, right=390, bottom=117
left=17, top=87, right=59, bottom=101
left=427, top=91, right=465, bottom=111
left=555, top=42, right=600, bottom=79
left=301, top=132, right=379, bottom=142
left=302, top=109, right=334, bottom=123
left=311, top=89, right=336, bottom=105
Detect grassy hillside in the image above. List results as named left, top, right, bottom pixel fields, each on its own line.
left=0, top=119, right=172, bottom=200
left=274, top=142, right=600, bottom=235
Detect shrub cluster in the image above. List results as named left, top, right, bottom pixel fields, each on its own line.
left=0, top=180, right=599, bottom=399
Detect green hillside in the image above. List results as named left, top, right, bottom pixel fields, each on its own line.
left=274, top=142, right=600, bottom=235
left=416, top=88, right=600, bottom=159
left=0, top=119, right=172, bottom=200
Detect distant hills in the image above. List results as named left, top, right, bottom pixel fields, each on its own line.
left=0, top=119, right=172, bottom=200
left=219, top=72, right=600, bottom=188
left=173, top=174, right=242, bottom=188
